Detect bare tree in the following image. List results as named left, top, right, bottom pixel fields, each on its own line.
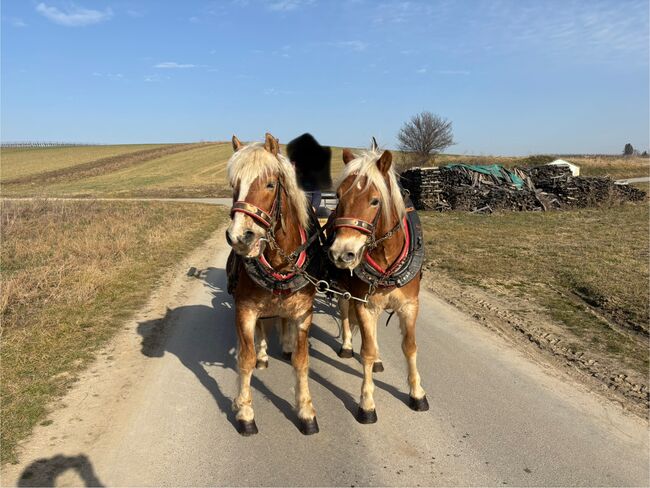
left=397, top=111, right=454, bottom=166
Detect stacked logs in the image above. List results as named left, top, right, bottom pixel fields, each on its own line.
left=400, top=165, right=646, bottom=212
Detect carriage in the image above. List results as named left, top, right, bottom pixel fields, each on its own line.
left=225, top=133, right=428, bottom=436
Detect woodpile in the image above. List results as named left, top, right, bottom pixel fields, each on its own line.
left=400, top=165, right=645, bottom=212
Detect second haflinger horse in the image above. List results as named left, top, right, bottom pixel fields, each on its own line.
left=225, top=133, right=323, bottom=436
left=328, top=140, right=428, bottom=423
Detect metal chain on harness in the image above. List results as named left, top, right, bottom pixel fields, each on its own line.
left=264, top=226, right=369, bottom=303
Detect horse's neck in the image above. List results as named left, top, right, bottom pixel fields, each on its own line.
left=367, top=211, right=404, bottom=270
left=264, top=196, right=302, bottom=271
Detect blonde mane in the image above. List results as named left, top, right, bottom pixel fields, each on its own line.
left=227, top=142, right=310, bottom=229
left=335, top=148, right=406, bottom=223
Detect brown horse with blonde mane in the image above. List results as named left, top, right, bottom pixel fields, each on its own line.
left=328, top=142, right=428, bottom=424
left=225, top=133, right=320, bottom=436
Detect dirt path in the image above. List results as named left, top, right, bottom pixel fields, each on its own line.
left=2, top=230, right=648, bottom=487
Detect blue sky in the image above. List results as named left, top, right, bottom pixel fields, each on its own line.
left=2, top=0, right=648, bottom=154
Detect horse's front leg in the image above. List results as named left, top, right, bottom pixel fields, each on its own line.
left=338, top=297, right=354, bottom=358
left=280, top=317, right=294, bottom=360
left=340, top=299, right=384, bottom=372
left=254, top=320, right=269, bottom=369
left=398, top=298, right=429, bottom=411
left=355, top=302, right=380, bottom=424
left=233, top=305, right=259, bottom=435
left=291, top=311, right=319, bottom=435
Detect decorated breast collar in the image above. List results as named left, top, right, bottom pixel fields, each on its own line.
left=352, top=196, right=424, bottom=289
left=242, top=207, right=324, bottom=295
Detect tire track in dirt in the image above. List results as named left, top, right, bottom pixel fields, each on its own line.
left=3, top=143, right=224, bottom=186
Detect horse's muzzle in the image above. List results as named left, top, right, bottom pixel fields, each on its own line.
left=328, top=247, right=361, bottom=270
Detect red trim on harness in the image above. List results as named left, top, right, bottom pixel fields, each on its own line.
left=258, top=226, right=308, bottom=281
left=364, top=217, right=409, bottom=277
left=334, top=223, right=373, bottom=234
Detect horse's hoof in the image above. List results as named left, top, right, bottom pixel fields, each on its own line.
left=281, top=351, right=292, bottom=361
left=237, top=419, right=259, bottom=436
left=372, top=361, right=384, bottom=373
left=409, top=395, right=430, bottom=412
left=299, top=417, right=320, bottom=435
left=255, top=359, right=268, bottom=369
left=338, top=347, right=354, bottom=359
left=356, top=407, right=378, bottom=424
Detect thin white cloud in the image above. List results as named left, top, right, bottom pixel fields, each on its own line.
left=9, top=17, right=27, bottom=27
left=266, top=0, right=315, bottom=11
left=36, top=3, right=113, bottom=27
left=110, top=73, right=124, bottom=80
left=416, top=67, right=427, bottom=74
left=263, top=87, right=293, bottom=95
left=334, top=40, right=367, bottom=52
left=436, top=69, right=470, bottom=75
left=154, top=62, right=197, bottom=69
left=91, top=72, right=125, bottom=80
left=144, top=74, right=165, bottom=83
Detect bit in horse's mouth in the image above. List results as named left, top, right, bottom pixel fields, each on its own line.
left=244, top=238, right=266, bottom=258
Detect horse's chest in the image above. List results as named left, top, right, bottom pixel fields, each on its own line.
left=366, top=287, right=414, bottom=313
left=239, top=288, right=314, bottom=318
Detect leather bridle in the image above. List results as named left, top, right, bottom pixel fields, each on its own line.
left=230, top=179, right=283, bottom=231
left=333, top=199, right=401, bottom=251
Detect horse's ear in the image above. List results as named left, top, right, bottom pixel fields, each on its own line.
left=371, top=137, right=378, bottom=151
left=264, top=132, right=279, bottom=155
left=376, top=150, right=392, bottom=174
left=342, top=149, right=355, bottom=165
left=232, top=135, right=243, bottom=152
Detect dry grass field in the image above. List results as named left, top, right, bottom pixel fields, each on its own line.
left=1, top=199, right=228, bottom=463
left=1, top=144, right=168, bottom=182
left=2, top=143, right=647, bottom=198
left=420, top=203, right=649, bottom=407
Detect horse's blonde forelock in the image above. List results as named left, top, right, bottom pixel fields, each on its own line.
left=227, top=142, right=310, bottom=229
left=335, top=148, right=406, bottom=223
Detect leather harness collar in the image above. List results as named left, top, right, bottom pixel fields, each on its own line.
left=230, top=181, right=322, bottom=295
left=333, top=194, right=424, bottom=289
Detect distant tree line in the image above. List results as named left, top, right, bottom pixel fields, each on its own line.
left=1, top=142, right=97, bottom=148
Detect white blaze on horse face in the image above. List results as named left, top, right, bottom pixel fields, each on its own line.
left=227, top=180, right=266, bottom=258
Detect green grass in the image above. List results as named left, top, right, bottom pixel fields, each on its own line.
left=1, top=144, right=169, bottom=182
left=1, top=199, right=229, bottom=463
left=420, top=204, right=649, bottom=375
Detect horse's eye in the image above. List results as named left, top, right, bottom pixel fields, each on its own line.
left=266, top=181, right=276, bottom=190
left=370, top=198, right=380, bottom=206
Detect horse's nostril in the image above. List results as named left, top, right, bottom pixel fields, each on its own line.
left=242, top=230, right=255, bottom=244
left=225, top=230, right=233, bottom=246
left=343, top=251, right=356, bottom=263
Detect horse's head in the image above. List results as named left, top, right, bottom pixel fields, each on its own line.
left=329, top=142, right=405, bottom=270
left=226, top=133, right=309, bottom=258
